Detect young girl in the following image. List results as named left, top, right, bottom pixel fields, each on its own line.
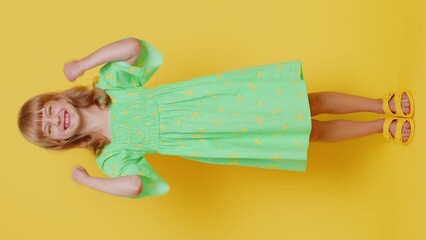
left=18, top=37, right=414, bottom=198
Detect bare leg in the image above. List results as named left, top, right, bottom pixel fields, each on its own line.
left=307, top=92, right=412, bottom=143
left=310, top=119, right=411, bottom=142
left=308, top=92, right=411, bottom=117
left=308, top=92, right=382, bottom=116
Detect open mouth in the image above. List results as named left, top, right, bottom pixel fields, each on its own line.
left=64, top=110, right=70, bottom=130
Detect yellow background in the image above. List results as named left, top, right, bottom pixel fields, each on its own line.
left=0, top=0, right=424, bottom=239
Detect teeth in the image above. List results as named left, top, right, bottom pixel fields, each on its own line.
left=64, top=111, right=70, bottom=129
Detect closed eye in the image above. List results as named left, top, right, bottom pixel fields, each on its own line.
left=44, top=123, right=51, bottom=137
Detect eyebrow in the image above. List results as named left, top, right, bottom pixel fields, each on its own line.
left=41, top=106, right=49, bottom=137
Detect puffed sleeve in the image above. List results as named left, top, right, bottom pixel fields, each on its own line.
left=96, top=145, right=170, bottom=198
left=95, top=38, right=163, bottom=90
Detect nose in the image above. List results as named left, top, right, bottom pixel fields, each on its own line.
left=49, top=112, right=61, bottom=127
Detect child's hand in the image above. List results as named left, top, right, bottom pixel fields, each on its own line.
left=64, top=60, right=84, bottom=81
left=72, top=166, right=90, bottom=185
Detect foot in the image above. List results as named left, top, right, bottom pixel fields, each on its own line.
left=388, top=119, right=411, bottom=143
left=383, top=93, right=411, bottom=115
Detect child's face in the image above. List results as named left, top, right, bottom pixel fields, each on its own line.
left=41, top=100, right=81, bottom=140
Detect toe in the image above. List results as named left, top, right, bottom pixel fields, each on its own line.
left=402, top=121, right=411, bottom=143
left=401, top=93, right=411, bottom=115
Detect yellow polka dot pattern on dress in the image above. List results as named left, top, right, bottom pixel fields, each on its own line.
left=152, top=60, right=311, bottom=173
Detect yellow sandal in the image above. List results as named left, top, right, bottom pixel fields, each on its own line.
left=382, top=90, right=415, bottom=118
left=382, top=117, right=415, bottom=145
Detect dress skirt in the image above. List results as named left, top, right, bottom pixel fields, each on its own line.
left=152, top=60, right=312, bottom=171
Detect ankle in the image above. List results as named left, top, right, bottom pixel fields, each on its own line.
left=376, top=98, right=385, bottom=114
left=377, top=118, right=385, bottom=134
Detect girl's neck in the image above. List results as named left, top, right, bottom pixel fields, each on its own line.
left=77, top=105, right=110, bottom=140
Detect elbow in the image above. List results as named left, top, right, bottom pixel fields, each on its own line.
left=122, top=38, right=141, bottom=65
left=127, top=38, right=141, bottom=59
left=129, top=175, right=143, bottom=197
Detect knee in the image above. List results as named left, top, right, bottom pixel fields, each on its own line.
left=308, top=93, right=322, bottom=117
left=309, top=119, right=322, bottom=142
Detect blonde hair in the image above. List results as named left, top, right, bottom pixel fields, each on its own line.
left=18, top=86, right=111, bottom=155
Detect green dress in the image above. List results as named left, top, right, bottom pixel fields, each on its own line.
left=95, top=39, right=312, bottom=198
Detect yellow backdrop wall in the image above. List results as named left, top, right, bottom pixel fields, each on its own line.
left=1, top=0, right=424, bottom=239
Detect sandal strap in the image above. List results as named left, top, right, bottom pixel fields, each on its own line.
left=405, top=119, right=415, bottom=144
left=394, top=118, right=405, bottom=144
left=402, top=90, right=415, bottom=118
left=398, top=118, right=414, bottom=145
left=382, top=118, right=395, bottom=141
left=382, top=92, right=396, bottom=116
left=394, top=91, right=405, bottom=117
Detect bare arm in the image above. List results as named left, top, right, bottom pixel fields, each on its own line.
left=64, top=37, right=141, bottom=81
left=72, top=166, right=142, bottom=197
